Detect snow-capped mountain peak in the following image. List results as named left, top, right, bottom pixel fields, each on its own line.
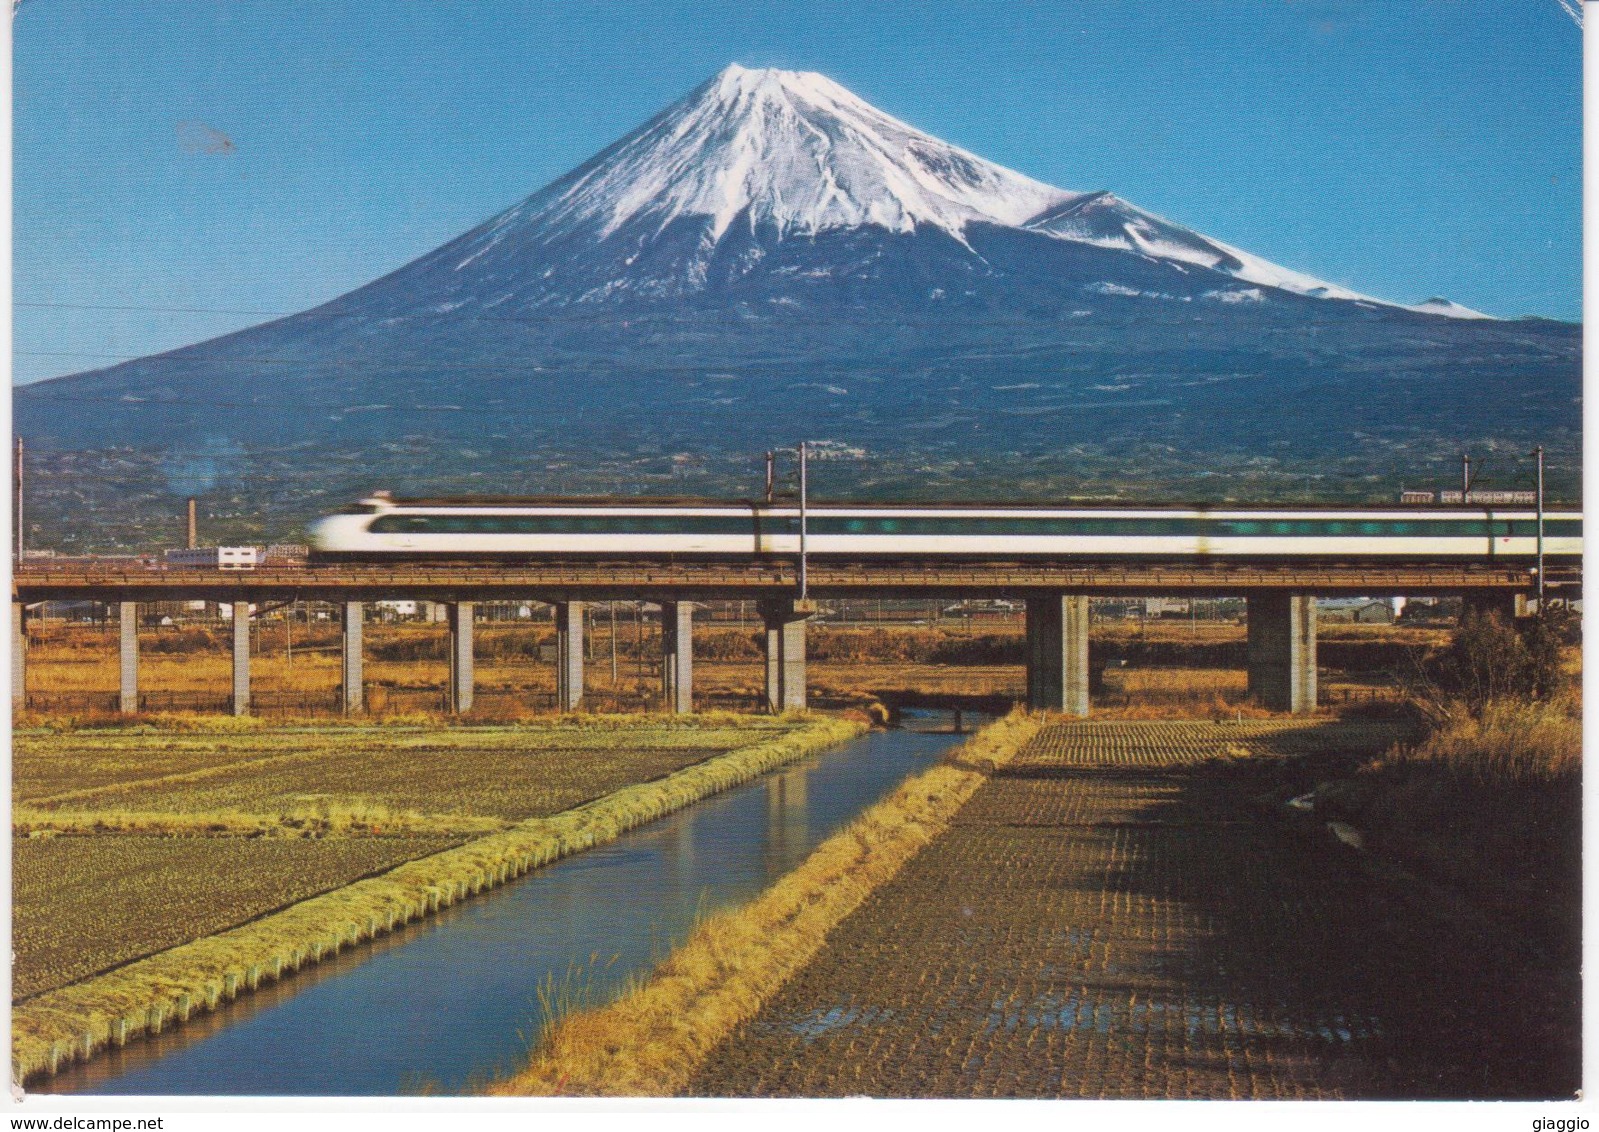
left=371, top=64, right=1489, bottom=320
left=465, top=63, right=1077, bottom=252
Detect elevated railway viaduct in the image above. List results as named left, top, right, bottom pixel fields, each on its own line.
left=11, top=556, right=1565, bottom=717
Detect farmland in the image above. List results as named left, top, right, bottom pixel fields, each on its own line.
left=667, top=718, right=1577, bottom=1099
left=16, top=725, right=770, bottom=825
left=10, top=715, right=842, bottom=1045
left=14, top=835, right=462, bottom=1000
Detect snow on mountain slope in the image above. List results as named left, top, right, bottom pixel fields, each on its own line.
left=340, top=63, right=1487, bottom=319
left=1403, top=297, right=1492, bottom=319
left=1022, top=191, right=1381, bottom=305
left=459, top=64, right=1077, bottom=256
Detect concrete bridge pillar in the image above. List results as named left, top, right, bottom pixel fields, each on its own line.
left=1246, top=593, right=1317, bottom=713
left=12, top=601, right=25, bottom=711
left=555, top=601, right=584, bottom=711
left=1461, top=591, right=1526, bottom=625
left=1025, top=593, right=1091, bottom=716
left=230, top=601, right=251, bottom=716
left=448, top=601, right=474, bottom=714
left=760, top=599, right=812, bottom=713
left=341, top=601, right=364, bottom=714
left=118, top=601, right=140, bottom=714
left=661, top=600, right=694, bottom=714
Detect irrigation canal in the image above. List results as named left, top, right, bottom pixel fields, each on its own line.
left=48, top=711, right=974, bottom=1096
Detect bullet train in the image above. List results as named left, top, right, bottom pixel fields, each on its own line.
left=308, top=494, right=1583, bottom=563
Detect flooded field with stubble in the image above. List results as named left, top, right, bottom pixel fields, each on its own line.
left=688, top=719, right=1579, bottom=1099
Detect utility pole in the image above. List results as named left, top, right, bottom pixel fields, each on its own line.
left=764, top=451, right=775, bottom=504
left=1534, top=445, right=1545, bottom=611
left=1461, top=451, right=1472, bottom=500
left=797, top=441, right=809, bottom=601
left=14, top=437, right=23, bottom=562
left=634, top=602, right=644, bottom=705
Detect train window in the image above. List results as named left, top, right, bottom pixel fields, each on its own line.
left=370, top=515, right=424, bottom=533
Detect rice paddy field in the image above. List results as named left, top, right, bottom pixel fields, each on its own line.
left=685, top=719, right=1579, bottom=1100
left=16, top=726, right=768, bottom=820
left=13, top=836, right=463, bottom=1000
left=11, top=719, right=789, bottom=1005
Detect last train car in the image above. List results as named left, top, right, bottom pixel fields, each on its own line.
left=308, top=495, right=1583, bottom=563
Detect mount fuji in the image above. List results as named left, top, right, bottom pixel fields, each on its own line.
left=312, top=64, right=1426, bottom=315
left=15, top=65, right=1579, bottom=548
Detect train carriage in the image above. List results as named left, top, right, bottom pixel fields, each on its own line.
left=309, top=496, right=1583, bottom=563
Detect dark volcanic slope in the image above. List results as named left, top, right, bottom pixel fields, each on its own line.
left=16, top=273, right=1578, bottom=463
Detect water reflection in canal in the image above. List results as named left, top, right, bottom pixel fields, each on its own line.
left=52, top=711, right=974, bottom=1096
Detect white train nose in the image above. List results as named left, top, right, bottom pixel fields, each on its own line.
left=306, top=516, right=345, bottom=551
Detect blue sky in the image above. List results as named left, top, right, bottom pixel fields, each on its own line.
left=12, top=0, right=1583, bottom=385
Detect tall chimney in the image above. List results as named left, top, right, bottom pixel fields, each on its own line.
left=187, top=498, right=198, bottom=550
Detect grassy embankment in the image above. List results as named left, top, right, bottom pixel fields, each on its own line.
left=488, top=709, right=1044, bottom=1097
left=11, top=714, right=863, bottom=1085
left=1233, top=619, right=1582, bottom=929
left=1308, top=694, right=1581, bottom=925
left=1231, top=683, right=1584, bottom=1090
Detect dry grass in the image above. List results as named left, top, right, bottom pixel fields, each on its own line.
left=1096, top=666, right=1259, bottom=718
left=11, top=715, right=862, bottom=1084
left=1382, top=697, right=1580, bottom=789
left=1339, top=695, right=1581, bottom=926
left=488, top=709, right=1044, bottom=1098
left=21, top=619, right=1439, bottom=719
left=12, top=804, right=506, bottom=839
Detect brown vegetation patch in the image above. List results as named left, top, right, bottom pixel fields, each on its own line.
left=13, top=835, right=462, bottom=1000
left=21, top=619, right=1438, bottom=720
left=16, top=727, right=768, bottom=821
left=44, top=744, right=744, bottom=822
